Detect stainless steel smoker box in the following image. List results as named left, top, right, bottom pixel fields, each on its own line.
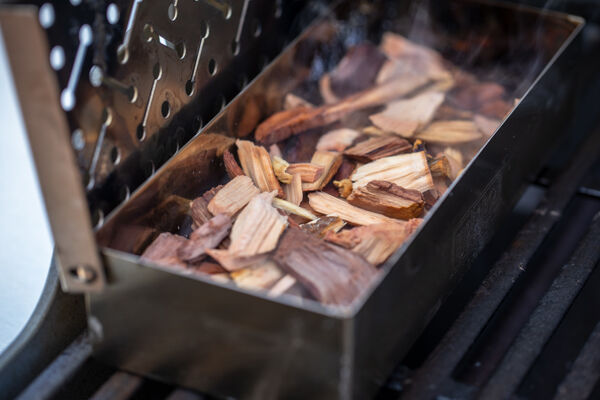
left=1, top=0, right=583, bottom=399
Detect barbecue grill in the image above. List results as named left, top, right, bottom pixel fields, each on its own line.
left=1, top=0, right=600, bottom=399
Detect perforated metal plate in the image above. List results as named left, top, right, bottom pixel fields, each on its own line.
left=30, top=0, right=303, bottom=225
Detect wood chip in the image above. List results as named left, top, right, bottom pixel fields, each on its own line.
left=302, top=151, right=342, bottom=191
left=369, top=91, right=445, bottom=137
left=319, top=74, right=339, bottom=104
left=227, top=191, right=288, bottom=256
left=177, top=214, right=232, bottom=263
left=474, top=114, right=501, bottom=137
left=273, top=228, right=377, bottom=306
left=308, top=191, right=398, bottom=226
left=325, top=219, right=422, bottom=265
left=223, top=149, right=244, bottom=179
left=434, top=104, right=474, bottom=121
left=190, top=186, right=223, bottom=228
left=443, top=148, right=464, bottom=180
left=344, top=136, right=412, bottom=163
left=236, top=140, right=284, bottom=196
left=283, top=173, right=303, bottom=206
left=316, top=128, right=360, bottom=152
left=328, top=42, right=387, bottom=98
left=207, top=176, right=259, bottom=217
left=377, top=33, right=451, bottom=85
left=428, top=155, right=452, bottom=179
left=415, top=120, right=482, bottom=144
left=333, top=179, right=353, bottom=198
left=231, top=260, right=284, bottom=291
left=271, top=155, right=293, bottom=184
left=267, top=274, right=298, bottom=297
left=255, top=74, right=430, bottom=145
left=347, top=180, right=424, bottom=219
left=189, top=262, right=227, bottom=275
left=191, top=197, right=213, bottom=228
left=285, top=163, right=324, bottom=183
left=205, top=250, right=268, bottom=272
left=141, top=232, right=188, bottom=269
left=351, top=152, right=434, bottom=193
left=450, top=81, right=505, bottom=110
left=334, top=158, right=356, bottom=181
left=284, top=93, right=314, bottom=110
left=300, top=216, right=345, bottom=238
left=269, top=144, right=283, bottom=158
left=423, top=189, right=440, bottom=209
left=272, top=197, right=318, bottom=221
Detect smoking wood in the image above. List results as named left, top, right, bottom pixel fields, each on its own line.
left=316, top=128, right=360, bottom=152
left=141, top=232, right=188, bottom=269
left=208, top=175, right=260, bottom=216
left=347, top=180, right=424, bottom=219
left=283, top=173, right=303, bottom=206
left=272, top=197, right=318, bottom=221
left=302, top=151, right=342, bottom=191
left=308, top=191, right=398, bottom=226
left=230, top=260, right=284, bottom=291
left=285, top=163, right=324, bottom=183
left=300, top=216, right=345, bottom=238
left=223, top=149, right=244, bottom=179
left=415, top=120, right=482, bottom=144
left=255, top=74, right=430, bottom=145
left=344, top=136, right=412, bottom=163
left=271, top=155, right=293, bottom=184
left=351, top=152, right=434, bottom=193
left=369, top=91, right=445, bottom=137
left=273, top=228, right=377, bottom=306
left=177, top=214, right=232, bottom=263
left=236, top=140, right=284, bottom=196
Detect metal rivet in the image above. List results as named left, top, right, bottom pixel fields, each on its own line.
left=69, top=264, right=97, bottom=284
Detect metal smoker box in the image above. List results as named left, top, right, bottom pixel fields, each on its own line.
left=1, top=0, right=583, bottom=399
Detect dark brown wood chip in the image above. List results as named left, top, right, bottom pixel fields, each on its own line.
left=344, top=136, right=411, bottom=163
left=273, top=228, right=377, bottom=306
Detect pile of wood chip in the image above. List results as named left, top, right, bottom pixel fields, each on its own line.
left=140, top=33, right=515, bottom=307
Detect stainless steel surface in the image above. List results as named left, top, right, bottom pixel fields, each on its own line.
left=0, top=7, right=105, bottom=292
left=89, top=1, right=584, bottom=399
left=33, top=0, right=302, bottom=223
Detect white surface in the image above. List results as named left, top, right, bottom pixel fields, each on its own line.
left=0, top=29, right=54, bottom=353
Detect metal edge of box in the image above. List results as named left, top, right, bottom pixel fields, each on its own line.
left=351, top=12, right=585, bottom=399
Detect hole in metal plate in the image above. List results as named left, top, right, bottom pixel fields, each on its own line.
left=168, top=2, right=178, bottom=21
left=153, top=63, right=163, bottom=80
left=231, top=40, right=240, bottom=56
left=118, top=185, right=130, bottom=202
left=107, top=3, right=119, bottom=24
left=39, top=3, right=55, bottom=28
left=185, top=79, right=195, bottom=96
left=252, top=19, right=262, bottom=37
left=176, top=42, right=186, bottom=59
left=50, top=46, right=65, bottom=70
left=161, top=100, right=171, bottom=119
left=208, top=58, right=217, bottom=75
left=110, top=146, right=120, bottom=164
left=71, top=129, right=85, bottom=150
left=136, top=124, right=146, bottom=141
